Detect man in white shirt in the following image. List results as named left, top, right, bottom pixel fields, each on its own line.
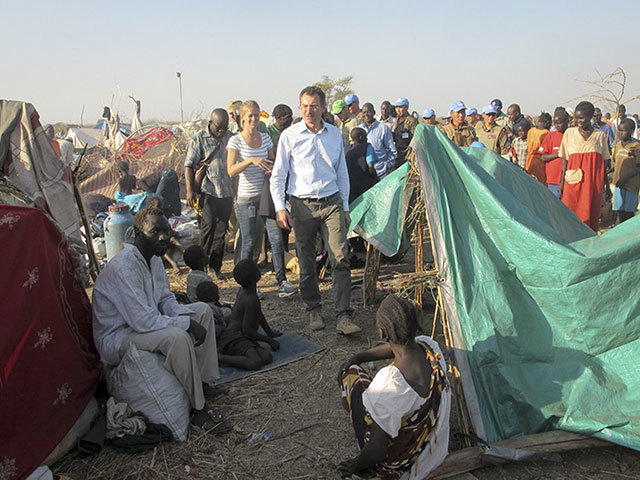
left=270, top=86, right=360, bottom=335
left=92, top=207, right=226, bottom=432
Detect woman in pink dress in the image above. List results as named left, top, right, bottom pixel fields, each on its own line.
left=558, top=101, right=610, bottom=231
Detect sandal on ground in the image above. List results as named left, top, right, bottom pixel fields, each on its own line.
left=191, top=408, right=232, bottom=435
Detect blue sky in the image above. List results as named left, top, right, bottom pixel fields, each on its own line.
left=3, top=0, right=639, bottom=124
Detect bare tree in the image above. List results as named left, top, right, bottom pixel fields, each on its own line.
left=576, top=67, right=639, bottom=113
left=314, top=75, right=355, bottom=106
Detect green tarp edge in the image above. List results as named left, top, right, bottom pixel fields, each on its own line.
left=348, top=163, right=409, bottom=257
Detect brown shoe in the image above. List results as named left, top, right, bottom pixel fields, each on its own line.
left=336, top=316, right=361, bottom=335
left=309, top=310, right=325, bottom=331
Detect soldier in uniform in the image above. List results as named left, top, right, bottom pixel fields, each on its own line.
left=392, top=97, right=418, bottom=167
left=475, top=105, right=509, bottom=155
left=491, top=98, right=507, bottom=127
left=422, top=108, right=438, bottom=125
left=333, top=99, right=359, bottom=150
left=439, top=101, right=477, bottom=147
left=345, top=94, right=363, bottom=123
left=466, top=107, right=481, bottom=127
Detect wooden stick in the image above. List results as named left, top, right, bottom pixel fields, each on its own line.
left=414, top=213, right=424, bottom=309
left=71, top=146, right=100, bottom=281
left=363, top=242, right=380, bottom=307
left=430, top=430, right=611, bottom=479
left=270, top=422, right=323, bottom=441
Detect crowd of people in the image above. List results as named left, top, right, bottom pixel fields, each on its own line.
left=89, top=84, right=639, bottom=479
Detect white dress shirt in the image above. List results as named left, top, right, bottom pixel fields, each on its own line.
left=270, top=120, right=350, bottom=212
left=92, top=244, right=192, bottom=365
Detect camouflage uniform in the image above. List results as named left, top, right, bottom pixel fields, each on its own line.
left=439, top=121, right=477, bottom=147
left=392, top=114, right=419, bottom=166
left=336, top=114, right=359, bottom=149
left=475, top=122, right=509, bottom=155
left=495, top=112, right=508, bottom=127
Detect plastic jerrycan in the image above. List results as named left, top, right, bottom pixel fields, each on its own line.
left=104, top=203, right=134, bottom=262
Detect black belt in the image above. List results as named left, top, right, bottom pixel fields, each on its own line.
left=291, top=193, right=339, bottom=203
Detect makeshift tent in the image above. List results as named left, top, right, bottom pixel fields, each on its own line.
left=0, top=205, right=101, bottom=480
left=1, top=101, right=101, bottom=480
left=1, top=100, right=86, bottom=266
left=78, top=125, right=176, bottom=199
left=67, top=127, right=104, bottom=149
left=352, top=123, right=640, bottom=451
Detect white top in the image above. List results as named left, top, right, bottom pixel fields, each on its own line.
left=362, top=335, right=451, bottom=480
left=270, top=120, right=350, bottom=212
left=92, top=244, right=192, bottom=366
left=227, top=132, right=273, bottom=198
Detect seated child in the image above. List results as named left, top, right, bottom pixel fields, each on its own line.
left=218, top=260, right=282, bottom=371
left=116, top=161, right=136, bottom=195
left=337, top=295, right=450, bottom=479
left=195, top=281, right=231, bottom=337
left=114, top=161, right=161, bottom=214
left=184, top=245, right=213, bottom=303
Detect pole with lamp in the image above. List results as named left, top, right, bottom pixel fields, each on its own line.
left=177, top=71, right=184, bottom=124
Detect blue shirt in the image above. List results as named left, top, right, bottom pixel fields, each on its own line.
left=184, top=128, right=234, bottom=198
left=270, top=120, right=350, bottom=212
left=593, top=122, right=615, bottom=149
left=360, top=120, right=397, bottom=177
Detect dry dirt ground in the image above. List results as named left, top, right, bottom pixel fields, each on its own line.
left=53, top=249, right=640, bottom=480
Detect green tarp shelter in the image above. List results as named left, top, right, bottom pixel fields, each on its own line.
left=350, top=123, right=640, bottom=450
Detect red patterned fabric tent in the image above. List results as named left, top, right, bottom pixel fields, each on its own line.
left=117, top=125, right=173, bottom=159
left=0, top=205, right=100, bottom=480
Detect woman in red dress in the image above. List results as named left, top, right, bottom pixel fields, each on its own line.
left=558, top=101, right=610, bottom=231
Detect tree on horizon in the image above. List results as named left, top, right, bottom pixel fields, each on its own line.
left=314, top=75, right=355, bottom=106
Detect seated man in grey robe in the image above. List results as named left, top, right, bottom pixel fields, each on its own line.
left=92, top=206, right=226, bottom=432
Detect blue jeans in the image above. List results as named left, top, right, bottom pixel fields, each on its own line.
left=235, top=196, right=262, bottom=263
left=264, top=217, right=286, bottom=284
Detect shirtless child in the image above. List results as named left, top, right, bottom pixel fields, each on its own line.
left=218, top=260, right=282, bottom=370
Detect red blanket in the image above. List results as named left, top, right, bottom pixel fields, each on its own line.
left=0, top=205, right=100, bottom=480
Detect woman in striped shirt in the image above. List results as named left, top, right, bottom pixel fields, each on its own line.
left=227, top=101, right=297, bottom=296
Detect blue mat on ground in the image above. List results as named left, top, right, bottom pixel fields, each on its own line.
left=216, top=331, right=324, bottom=384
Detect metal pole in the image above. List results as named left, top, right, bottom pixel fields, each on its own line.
left=177, top=71, right=184, bottom=124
